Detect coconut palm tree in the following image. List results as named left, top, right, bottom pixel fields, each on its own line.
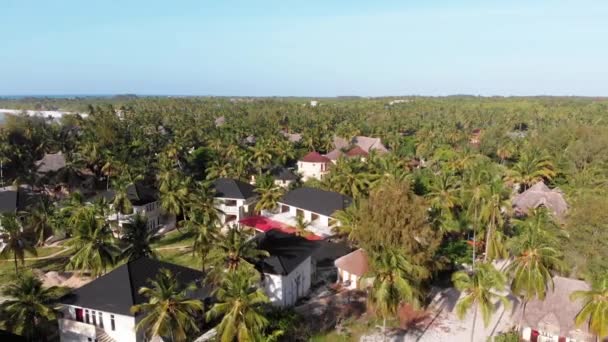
left=65, top=207, right=119, bottom=277
left=249, top=143, right=273, bottom=175
left=331, top=202, right=359, bottom=241
left=254, top=175, right=284, bottom=213
left=479, top=178, right=510, bottom=261
left=365, top=248, right=429, bottom=339
left=184, top=209, right=220, bottom=273
left=0, top=273, right=64, bottom=341
left=570, top=274, right=608, bottom=341
left=26, top=197, right=58, bottom=246
left=0, top=213, right=37, bottom=273
left=294, top=213, right=310, bottom=237
left=111, top=174, right=134, bottom=220
left=120, top=214, right=160, bottom=262
left=505, top=150, right=556, bottom=191
left=159, top=174, right=191, bottom=219
left=214, top=226, right=269, bottom=272
left=452, top=262, right=510, bottom=342
left=131, top=269, right=204, bottom=341
left=206, top=268, right=271, bottom=342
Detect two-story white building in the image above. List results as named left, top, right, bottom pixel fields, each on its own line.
left=269, top=187, right=352, bottom=238
left=93, top=182, right=161, bottom=231
left=252, top=229, right=320, bottom=307
left=213, top=178, right=258, bottom=225
left=58, top=257, right=208, bottom=342
left=297, top=152, right=331, bottom=181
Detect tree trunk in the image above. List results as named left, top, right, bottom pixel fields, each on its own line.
left=518, top=299, right=527, bottom=331
left=484, top=224, right=492, bottom=262
left=471, top=305, right=478, bottom=342
left=13, top=253, right=18, bottom=273
left=472, top=225, right=476, bottom=268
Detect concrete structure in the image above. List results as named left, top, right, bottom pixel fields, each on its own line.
left=213, top=178, right=258, bottom=225
left=297, top=152, right=331, bottom=181
left=59, top=257, right=207, bottom=342
left=253, top=230, right=320, bottom=307
left=93, top=183, right=161, bottom=231
left=270, top=187, right=352, bottom=237
left=334, top=249, right=370, bottom=290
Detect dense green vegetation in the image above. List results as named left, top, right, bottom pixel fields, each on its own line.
left=1, top=96, right=607, bottom=340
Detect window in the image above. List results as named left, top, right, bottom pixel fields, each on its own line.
left=88, top=338, right=92, bottom=342
left=110, top=315, right=115, bottom=331
left=98, top=312, right=103, bottom=328
left=85, top=309, right=90, bottom=324
left=92, top=310, right=96, bottom=325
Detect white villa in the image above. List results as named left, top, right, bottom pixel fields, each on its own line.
left=269, top=187, right=352, bottom=238
left=58, top=257, right=208, bottom=342
left=253, top=229, right=320, bottom=307
left=93, top=182, right=161, bottom=231
left=297, top=152, right=331, bottom=181
left=213, top=178, right=258, bottom=225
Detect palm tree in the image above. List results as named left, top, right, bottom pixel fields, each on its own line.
left=365, top=248, right=428, bottom=339
left=206, top=268, right=271, bottom=342
left=159, top=174, right=190, bottom=219
left=426, top=172, right=461, bottom=234
left=111, top=174, right=134, bottom=223
left=0, top=273, right=63, bottom=341
left=0, top=213, right=37, bottom=273
left=254, top=176, right=284, bottom=213
left=120, top=214, right=160, bottom=261
left=570, top=274, right=608, bottom=341
left=505, top=150, right=556, bottom=191
left=65, top=207, right=119, bottom=277
left=249, top=143, right=273, bottom=175
left=452, top=262, right=510, bottom=342
left=214, top=226, right=269, bottom=272
left=294, top=213, right=310, bottom=237
left=479, top=178, right=510, bottom=261
left=331, top=202, right=359, bottom=241
left=131, top=269, right=204, bottom=341
left=184, top=209, right=219, bottom=273
left=27, top=197, right=58, bottom=246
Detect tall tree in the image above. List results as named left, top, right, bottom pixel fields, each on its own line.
left=131, top=269, right=204, bottom=341
left=120, top=214, right=160, bottom=262
left=505, top=150, right=556, bottom=191
left=254, top=175, right=284, bottom=213
left=452, top=262, right=510, bottom=342
left=0, top=213, right=37, bottom=273
left=0, top=273, right=63, bottom=341
left=213, top=226, right=269, bottom=272
left=206, top=268, right=272, bottom=342
left=570, top=274, right=608, bottom=341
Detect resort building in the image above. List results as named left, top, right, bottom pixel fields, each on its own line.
left=213, top=178, right=258, bottom=225
left=58, top=257, right=208, bottom=342
left=324, top=136, right=388, bottom=162
left=94, top=182, right=161, bottom=231
left=297, top=152, right=331, bottom=181
left=334, top=249, right=371, bottom=290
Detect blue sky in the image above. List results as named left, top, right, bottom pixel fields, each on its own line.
left=1, top=0, right=607, bottom=96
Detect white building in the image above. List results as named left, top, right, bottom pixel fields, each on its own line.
left=297, top=152, right=331, bottom=181
left=58, top=257, right=208, bottom=342
left=270, top=187, right=352, bottom=238
left=250, top=167, right=298, bottom=189
left=93, top=182, right=161, bottom=231
left=213, top=178, right=258, bottom=225
left=254, top=229, right=320, bottom=307
left=334, top=249, right=370, bottom=290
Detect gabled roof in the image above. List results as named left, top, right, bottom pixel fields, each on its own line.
left=324, top=149, right=344, bottom=161
left=515, top=276, right=591, bottom=336
left=334, top=249, right=369, bottom=277
left=92, top=182, right=158, bottom=206
left=213, top=178, right=256, bottom=199
left=269, top=167, right=298, bottom=181
left=35, top=152, right=66, bottom=174
left=332, top=136, right=388, bottom=154
left=512, top=181, right=568, bottom=218
left=253, top=229, right=320, bottom=276
left=299, top=151, right=330, bottom=163
left=60, top=257, right=206, bottom=316
left=345, top=146, right=369, bottom=157
left=279, top=187, right=352, bottom=217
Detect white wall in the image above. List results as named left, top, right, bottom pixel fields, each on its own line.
left=264, top=256, right=312, bottom=307
left=60, top=305, right=138, bottom=342
left=215, top=196, right=258, bottom=224
left=297, top=161, right=328, bottom=181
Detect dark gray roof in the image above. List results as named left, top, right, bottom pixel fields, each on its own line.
left=279, top=187, right=352, bottom=216
left=253, top=229, right=320, bottom=276
left=269, top=167, right=298, bottom=181
left=61, top=257, right=206, bottom=316
left=90, top=182, right=158, bottom=206
left=0, top=187, right=17, bottom=213
left=213, top=178, right=256, bottom=199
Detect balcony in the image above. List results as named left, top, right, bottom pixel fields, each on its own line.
left=58, top=318, right=96, bottom=338
left=216, top=204, right=240, bottom=215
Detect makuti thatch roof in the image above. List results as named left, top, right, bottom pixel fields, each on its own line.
left=512, top=181, right=568, bottom=218
left=35, top=152, right=66, bottom=174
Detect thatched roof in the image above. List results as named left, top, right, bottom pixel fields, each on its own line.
left=515, top=276, right=591, bottom=337
left=334, top=249, right=369, bottom=277
left=512, top=181, right=568, bottom=218
left=35, top=152, right=66, bottom=174
left=332, top=135, right=388, bottom=154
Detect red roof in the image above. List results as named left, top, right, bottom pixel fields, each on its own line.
left=239, top=216, right=322, bottom=241
left=300, top=151, right=330, bottom=163
left=345, top=146, right=369, bottom=157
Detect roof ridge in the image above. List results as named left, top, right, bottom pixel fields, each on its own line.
left=126, top=259, right=138, bottom=310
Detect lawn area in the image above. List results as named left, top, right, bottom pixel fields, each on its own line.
left=152, top=229, right=195, bottom=249
left=309, top=318, right=378, bottom=342
left=157, top=247, right=202, bottom=270
left=0, top=246, right=65, bottom=260
left=0, top=249, right=72, bottom=284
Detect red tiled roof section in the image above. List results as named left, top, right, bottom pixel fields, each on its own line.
left=300, top=151, right=330, bottom=163
left=334, top=249, right=369, bottom=276
left=345, top=146, right=369, bottom=157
